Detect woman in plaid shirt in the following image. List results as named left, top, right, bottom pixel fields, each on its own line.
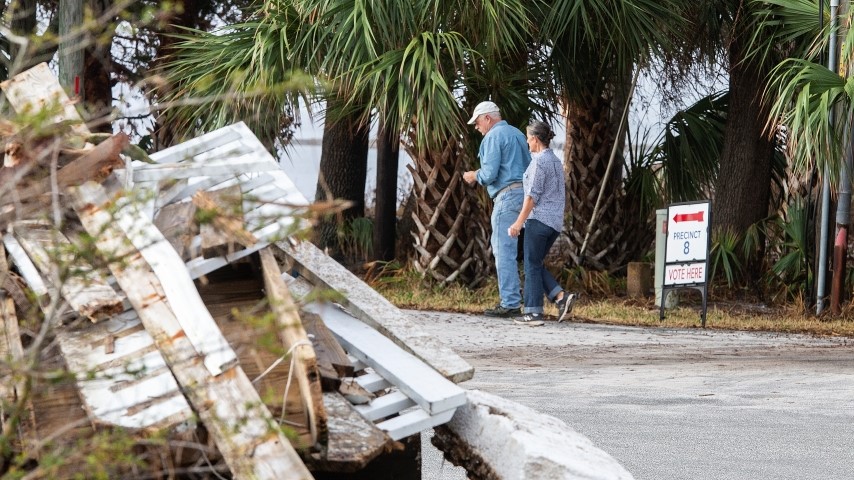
left=508, top=120, right=576, bottom=326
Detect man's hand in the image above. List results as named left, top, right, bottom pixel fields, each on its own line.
left=463, top=170, right=478, bottom=185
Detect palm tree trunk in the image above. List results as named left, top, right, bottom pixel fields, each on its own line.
left=373, top=120, right=399, bottom=261
left=564, top=92, right=654, bottom=272
left=314, top=103, right=369, bottom=253
left=406, top=138, right=492, bottom=287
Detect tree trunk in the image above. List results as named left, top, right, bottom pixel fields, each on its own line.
left=314, top=102, right=369, bottom=254
left=713, top=24, right=774, bottom=291
left=83, top=0, right=114, bottom=132
left=563, top=92, right=653, bottom=272
left=373, top=120, right=399, bottom=262
left=713, top=38, right=774, bottom=235
left=406, top=138, right=492, bottom=287
left=59, top=0, right=85, bottom=97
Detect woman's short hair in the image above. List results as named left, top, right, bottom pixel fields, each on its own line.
left=527, top=120, right=555, bottom=147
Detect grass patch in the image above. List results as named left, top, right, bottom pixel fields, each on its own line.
left=367, top=265, right=854, bottom=337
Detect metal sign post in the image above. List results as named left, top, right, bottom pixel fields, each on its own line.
left=659, top=200, right=711, bottom=326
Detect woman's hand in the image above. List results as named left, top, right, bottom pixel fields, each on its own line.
left=507, top=222, right=523, bottom=238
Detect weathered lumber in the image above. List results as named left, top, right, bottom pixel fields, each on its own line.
left=0, top=133, right=128, bottom=228
left=305, top=302, right=465, bottom=416
left=70, top=181, right=313, bottom=480
left=3, top=234, right=49, bottom=297
left=258, top=247, right=326, bottom=447
left=193, top=186, right=257, bottom=259
left=11, top=221, right=123, bottom=322
left=0, top=62, right=90, bottom=138
left=131, top=154, right=277, bottom=182
left=301, top=311, right=354, bottom=391
left=153, top=201, right=198, bottom=261
left=55, top=310, right=194, bottom=429
left=0, top=242, right=39, bottom=459
left=274, top=240, right=474, bottom=383
left=304, top=392, right=391, bottom=473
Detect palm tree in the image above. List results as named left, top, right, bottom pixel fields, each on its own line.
left=541, top=0, right=685, bottom=272
left=291, top=0, right=543, bottom=285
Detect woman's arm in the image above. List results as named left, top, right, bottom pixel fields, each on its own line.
left=508, top=195, right=535, bottom=238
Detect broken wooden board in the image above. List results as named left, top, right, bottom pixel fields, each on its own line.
left=71, top=183, right=236, bottom=375
left=70, top=181, right=314, bottom=480
left=302, top=311, right=354, bottom=391
left=194, top=186, right=257, bottom=259
left=275, top=240, right=474, bottom=383
left=304, top=302, right=465, bottom=416
left=131, top=153, right=278, bottom=183
left=305, top=392, right=392, bottom=473
left=2, top=234, right=48, bottom=297
left=0, top=133, right=127, bottom=223
left=55, top=309, right=194, bottom=429
left=258, top=247, right=326, bottom=446
left=153, top=201, right=198, bottom=261
left=11, top=221, right=123, bottom=322
left=0, top=62, right=90, bottom=138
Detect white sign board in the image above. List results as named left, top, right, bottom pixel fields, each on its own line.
left=664, top=201, right=710, bottom=286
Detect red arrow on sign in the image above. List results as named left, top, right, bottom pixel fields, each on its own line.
left=673, top=211, right=704, bottom=223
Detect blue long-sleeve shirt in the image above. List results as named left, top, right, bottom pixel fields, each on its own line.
left=475, top=120, right=530, bottom=199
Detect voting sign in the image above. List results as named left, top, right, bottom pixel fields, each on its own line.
left=663, top=201, right=710, bottom=286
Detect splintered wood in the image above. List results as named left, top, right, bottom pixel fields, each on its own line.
left=0, top=62, right=90, bottom=138
left=70, top=182, right=313, bottom=480
left=11, top=221, right=123, bottom=322
left=193, top=186, right=257, bottom=259
left=258, top=247, right=326, bottom=446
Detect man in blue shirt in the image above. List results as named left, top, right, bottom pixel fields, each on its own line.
left=463, top=101, right=531, bottom=317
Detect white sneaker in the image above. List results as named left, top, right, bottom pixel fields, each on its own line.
left=557, top=292, right=576, bottom=323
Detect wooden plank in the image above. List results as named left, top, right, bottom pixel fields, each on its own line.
left=153, top=201, right=198, bottom=261
left=258, top=248, right=326, bottom=446
left=302, top=311, right=354, bottom=391
left=376, top=407, right=456, bottom=441
left=274, top=240, right=474, bottom=383
left=12, top=222, right=123, bottom=322
left=304, top=302, right=466, bottom=415
left=147, top=125, right=243, bottom=165
left=132, top=154, right=276, bottom=182
left=194, top=187, right=257, bottom=259
left=3, top=234, right=48, bottom=297
left=305, top=392, right=392, bottom=473
left=69, top=181, right=314, bottom=480
left=0, top=294, right=39, bottom=458
left=0, top=134, right=128, bottom=231
left=0, top=62, right=89, bottom=137
left=353, top=391, right=416, bottom=422
left=73, top=183, right=236, bottom=375
left=0, top=296, right=25, bottom=404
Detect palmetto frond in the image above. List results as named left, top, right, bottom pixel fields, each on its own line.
left=157, top=5, right=315, bottom=149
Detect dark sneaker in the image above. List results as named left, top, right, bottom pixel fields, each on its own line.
left=556, top=292, right=577, bottom=323
left=514, top=313, right=545, bottom=326
left=484, top=304, right=521, bottom=317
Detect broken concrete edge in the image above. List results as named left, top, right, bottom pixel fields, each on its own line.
left=432, top=389, right=635, bottom=480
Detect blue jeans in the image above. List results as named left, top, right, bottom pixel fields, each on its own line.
left=523, top=219, right=562, bottom=314
left=491, top=187, right=523, bottom=308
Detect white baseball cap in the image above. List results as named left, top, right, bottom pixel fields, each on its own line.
left=467, top=101, right=500, bottom=124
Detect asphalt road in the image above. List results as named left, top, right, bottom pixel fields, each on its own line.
left=411, top=310, right=854, bottom=480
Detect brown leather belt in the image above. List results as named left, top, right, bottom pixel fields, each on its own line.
left=495, top=182, right=523, bottom=198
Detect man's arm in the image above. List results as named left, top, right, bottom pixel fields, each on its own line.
left=475, top=136, right=500, bottom=185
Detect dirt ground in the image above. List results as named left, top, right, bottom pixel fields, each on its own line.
left=412, top=309, right=854, bottom=480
